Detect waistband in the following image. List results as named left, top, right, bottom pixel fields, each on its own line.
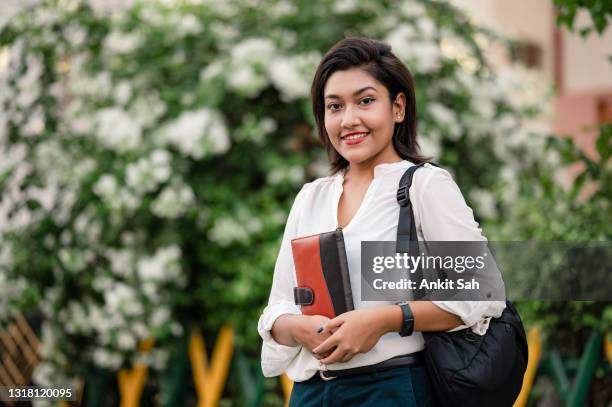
left=317, top=351, right=424, bottom=381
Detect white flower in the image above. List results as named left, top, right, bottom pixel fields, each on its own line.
left=26, top=184, right=57, bottom=212
left=385, top=25, right=416, bottom=49
left=267, top=165, right=305, bottom=186
left=179, top=14, right=202, bottom=35
left=22, top=107, right=45, bottom=137
left=104, top=30, right=142, bottom=54
left=208, top=119, right=230, bottom=154
left=428, top=103, right=454, bottom=126
left=260, top=118, right=277, bottom=134
left=92, top=347, right=122, bottom=370
left=440, top=36, right=473, bottom=63
left=417, top=133, right=441, bottom=159
left=95, top=107, right=142, bottom=153
left=151, top=348, right=170, bottom=370
left=230, top=37, right=276, bottom=67
left=63, top=22, right=86, bottom=47
left=129, top=92, right=166, bottom=128
left=227, top=65, right=267, bottom=97
left=417, top=17, right=436, bottom=38
left=32, top=362, right=55, bottom=387
left=150, top=151, right=172, bottom=183
left=107, top=249, right=134, bottom=278
left=159, top=108, right=230, bottom=159
left=170, top=322, right=183, bottom=336
left=399, top=1, right=427, bottom=18
left=472, top=97, right=496, bottom=121
left=209, top=21, right=239, bottom=42
left=200, top=61, right=224, bottom=82
left=113, top=81, right=132, bottom=105
left=469, top=188, right=498, bottom=218
left=90, top=0, right=134, bottom=17
left=150, top=307, right=170, bottom=327
left=138, top=6, right=164, bottom=26
left=104, top=282, right=136, bottom=312
left=208, top=207, right=263, bottom=246
left=495, top=65, right=553, bottom=112
left=93, top=175, right=118, bottom=198
left=333, top=0, right=359, bottom=14
left=125, top=153, right=170, bottom=195
left=116, top=331, right=137, bottom=351
left=16, top=54, right=43, bottom=103
left=385, top=27, right=442, bottom=72
left=137, top=245, right=182, bottom=282
left=151, top=181, right=195, bottom=219
left=208, top=218, right=248, bottom=246
left=118, top=189, right=140, bottom=211
left=410, top=42, right=443, bottom=71
left=268, top=52, right=320, bottom=101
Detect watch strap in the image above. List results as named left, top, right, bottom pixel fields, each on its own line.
left=398, top=302, right=415, bottom=337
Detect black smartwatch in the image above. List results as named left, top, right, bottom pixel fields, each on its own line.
left=397, top=301, right=415, bottom=337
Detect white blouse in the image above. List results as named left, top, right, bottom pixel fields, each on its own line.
left=257, top=160, right=506, bottom=382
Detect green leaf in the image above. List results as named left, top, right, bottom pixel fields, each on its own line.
left=595, top=125, right=611, bottom=161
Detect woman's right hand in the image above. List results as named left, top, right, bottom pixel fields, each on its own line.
left=292, top=315, right=335, bottom=357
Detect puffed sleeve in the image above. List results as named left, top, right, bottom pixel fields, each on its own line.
left=411, top=165, right=506, bottom=334
left=257, top=183, right=310, bottom=377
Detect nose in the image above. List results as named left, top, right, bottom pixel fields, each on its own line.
left=341, top=105, right=361, bottom=129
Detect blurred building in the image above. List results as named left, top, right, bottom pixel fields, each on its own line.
left=452, top=0, right=612, bottom=159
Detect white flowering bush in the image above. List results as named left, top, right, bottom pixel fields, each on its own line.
left=0, top=0, right=560, bottom=392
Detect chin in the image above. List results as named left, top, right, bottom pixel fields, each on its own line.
left=341, top=150, right=377, bottom=165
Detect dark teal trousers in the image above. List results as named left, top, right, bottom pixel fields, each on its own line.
left=288, top=365, right=435, bottom=407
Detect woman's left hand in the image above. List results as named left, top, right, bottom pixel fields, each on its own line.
left=312, top=308, right=389, bottom=365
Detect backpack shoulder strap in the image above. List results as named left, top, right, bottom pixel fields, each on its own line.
left=396, top=161, right=439, bottom=253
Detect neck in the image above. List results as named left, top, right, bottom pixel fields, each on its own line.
left=344, top=150, right=403, bottom=182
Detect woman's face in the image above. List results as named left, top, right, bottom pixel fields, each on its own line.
left=323, top=67, right=405, bottom=167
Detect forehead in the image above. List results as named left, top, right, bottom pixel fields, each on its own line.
left=324, top=67, right=386, bottom=98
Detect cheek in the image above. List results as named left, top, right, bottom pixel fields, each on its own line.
left=324, top=115, right=339, bottom=136
left=366, top=108, right=393, bottom=129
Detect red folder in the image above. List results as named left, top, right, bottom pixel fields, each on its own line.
left=291, top=228, right=354, bottom=319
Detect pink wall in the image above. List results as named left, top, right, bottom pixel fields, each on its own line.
left=554, top=89, right=612, bottom=160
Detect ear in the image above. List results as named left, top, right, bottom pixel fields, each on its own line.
left=393, top=93, right=406, bottom=123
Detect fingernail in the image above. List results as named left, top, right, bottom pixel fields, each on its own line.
left=316, top=326, right=323, bottom=333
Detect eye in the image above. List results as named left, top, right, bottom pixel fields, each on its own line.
left=326, top=103, right=341, bottom=111
left=360, top=97, right=375, bottom=105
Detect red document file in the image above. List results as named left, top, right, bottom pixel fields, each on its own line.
left=291, top=228, right=354, bottom=319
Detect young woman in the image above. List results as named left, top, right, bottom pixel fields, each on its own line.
left=257, top=37, right=505, bottom=406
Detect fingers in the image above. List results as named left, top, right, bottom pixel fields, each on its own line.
left=319, top=346, right=354, bottom=365
left=318, top=316, right=344, bottom=335
left=340, top=353, right=354, bottom=363
left=313, top=347, right=334, bottom=360
left=312, top=334, right=338, bottom=355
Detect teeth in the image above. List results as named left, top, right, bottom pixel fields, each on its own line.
left=343, top=133, right=368, bottom=140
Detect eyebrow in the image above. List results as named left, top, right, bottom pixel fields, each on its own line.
left=324, top=86, right=377, bottom=100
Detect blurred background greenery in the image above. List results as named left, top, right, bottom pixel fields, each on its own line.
left=0, top=0, right=610, bottom=405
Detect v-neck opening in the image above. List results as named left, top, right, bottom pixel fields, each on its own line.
left=334, top=172, right=378, bottom=231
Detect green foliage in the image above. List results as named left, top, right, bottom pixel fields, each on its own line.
left=553, top=0, right=612, bottom=36
left=486, top=126, right=612, bottom=359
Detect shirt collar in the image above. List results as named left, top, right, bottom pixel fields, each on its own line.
left=334, top=160, right=413, bottom=182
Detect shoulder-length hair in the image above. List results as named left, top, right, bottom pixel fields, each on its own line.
left=310, top=37, right=429, bottom=175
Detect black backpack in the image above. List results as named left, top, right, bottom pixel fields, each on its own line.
left=396, top=162, right=528, bottom=407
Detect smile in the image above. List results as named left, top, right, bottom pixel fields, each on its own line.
left=341, top=132, right=369, bottom=144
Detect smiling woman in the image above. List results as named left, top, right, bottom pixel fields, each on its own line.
left=257, top=37, right=506, bottom=407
